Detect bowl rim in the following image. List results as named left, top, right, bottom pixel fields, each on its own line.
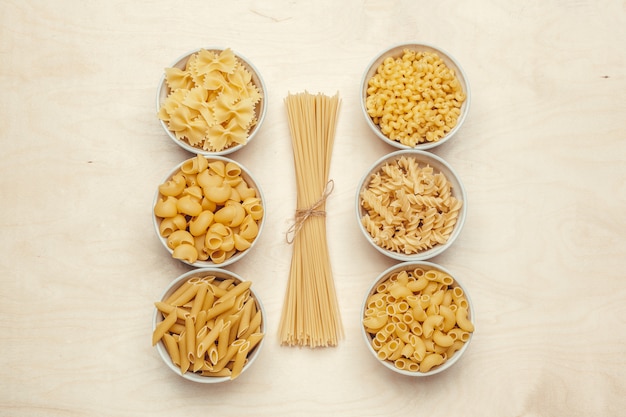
left=152, top=267, right=266, bottom=383
left=359, top=42, right=471, bottom=151
left=360, top=260, right=474, bottom=377
left=152, top=154, right=266, bottom=268
left=155, top=46, right=268, bottom=156
left=355, top=149, right=467, bottom=261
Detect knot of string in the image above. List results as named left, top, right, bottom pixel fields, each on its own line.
left=286, top=179, right=334, bottom=244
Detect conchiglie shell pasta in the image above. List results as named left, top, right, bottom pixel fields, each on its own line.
left=159, top=214, right=188, bottom=237
left=167, top=230, right=195, bottom=250
left=242, top=197, right=263, bottom=221
left=238, top=215, right=259, bottom=240
left=214, top=202, right=246, bottom=227
left=197, top=170, right=223, bottom=188
left=159, top=173, right=186, bottom=197
left=172, top=243, right=199, bottom=264
left=233, top=234, right=252, bottom=251
left=154, top=196, right=179, bottom=218
left=189, top=211, right=214, bottom=236
left=177, top=195, right=203, bottom=217
left=155, top=155, right=263, bottom=265
left=204, top=184, right=232, bottom=204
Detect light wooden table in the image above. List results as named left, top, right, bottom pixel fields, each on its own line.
left=1, top=1, right=625, bottom=416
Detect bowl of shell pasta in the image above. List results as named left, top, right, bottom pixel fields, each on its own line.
left=156, top=47, right=267, bottom=155
left=152, top=267, right=266, bottom=383
left=360, top=43, right=470, bottom=150
left=355, top=150, right=467, bottom=261
left=153, top=154, right=265, bottom=267
left=361, top=261, right=474, bottom=376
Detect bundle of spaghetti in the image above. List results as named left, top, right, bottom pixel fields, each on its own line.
left=279, top=91, right=343, bottom=347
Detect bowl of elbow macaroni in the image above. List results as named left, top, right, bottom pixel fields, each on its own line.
left=360, top=43, right=470, bottom=150
left=356, top=150, right=467, bottom=261
left=361, top=261, right=474, bottom=376
left=152, top=268, right=266, bottom=383
left=153, top=154, right=265, bottom=268
left=156, top=47, right=267, bottom=156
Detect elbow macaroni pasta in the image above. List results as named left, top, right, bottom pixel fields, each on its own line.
left=153, top=274, right=264, bottom=380
left=155, top=155, right=263, bottom=265
left=363, top=266, right=473, bottom=373
left=365, top=49, right=466, bottom=146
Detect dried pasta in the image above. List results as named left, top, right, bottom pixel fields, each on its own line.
left=365, top=49, right=466, bottom=146
left=152, top=274, right=264, bottom=380
left=158, top=48, right=262, bottom=152
left=360, top=155, right=462, bottom=255
left=278, top=92, right=343, bottom=347
left=363, top=267, right=473, bottom=373
left=154, top=154, right=263, bottom=265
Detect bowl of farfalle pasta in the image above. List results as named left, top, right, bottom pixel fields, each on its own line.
left=361, top=261, right=474, bottom=376
left=153, top=154, right=265, bottom=268
left=356, top=150, right=467, bottom=261
left=156, top=47, right=267, bottom=155
left=152, top=267, right=266, bottom=383
left=360, top=43, right=470, bottom=150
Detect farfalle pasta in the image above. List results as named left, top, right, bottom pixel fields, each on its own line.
left=158, top=48, right=262, bottom=152
left=154, top=155, right=264, bottom=265
left=359, top=155, right=462, bottom=255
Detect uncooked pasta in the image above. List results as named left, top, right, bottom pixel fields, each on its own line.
left=279, top=91, right=343, bottom=347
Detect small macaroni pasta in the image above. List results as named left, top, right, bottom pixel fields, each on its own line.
left=155, top=154, right=263, bottom=264
left=363, top=267, right=473, bottom=373
left=365, top=49, right=466, bottom=146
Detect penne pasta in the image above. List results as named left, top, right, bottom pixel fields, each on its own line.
left=153, top=273, right=265, bottom=380
left=152, top=309, right=178, bottom=346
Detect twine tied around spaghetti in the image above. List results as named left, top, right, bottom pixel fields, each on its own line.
left=286, top=179, right=335, bottom=244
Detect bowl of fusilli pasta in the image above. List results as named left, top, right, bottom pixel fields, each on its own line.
left=156, top=47, right=267, bottom=156
left=356, top=150, right=467, bottom=261
left=360, top=43, right=470, bottom=150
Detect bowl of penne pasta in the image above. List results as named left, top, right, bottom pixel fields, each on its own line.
left=360, top=43, right=470, bottom=151
left=153, top=154, right=265, bottom=268
left=152, top=267, right=266, bottom=383
left=355, top=150, right=467, bottom=261
left=361, top=261, right=474, bottom=376
left=156, top=47, right=267, bottom=156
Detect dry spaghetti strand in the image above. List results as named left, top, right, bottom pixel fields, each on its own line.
left=279, top=91, right=343, bottom=348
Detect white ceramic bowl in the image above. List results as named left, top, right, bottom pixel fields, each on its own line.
left=156, top=47, right=267, bottom=156
left=360, top=43, right=470, bottom=151
left=152, top=268, right=266, bottom=383
left=355, top=150, right=467, bottom=261
left=153, top=154, right=265, bottom=268
left=361, top=261, right=474, bottom=376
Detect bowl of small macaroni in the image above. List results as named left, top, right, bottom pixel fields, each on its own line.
left=355, top=150, right=467, bottom=261
left=156, top=47, right=267, bottom=156
left=361, top=261, right=474, bottom=376
left=152, top=267, right=266, bottom=383
left=360, top=43, right=470, bottom=150
left=153, top=154, right=265, bottom=267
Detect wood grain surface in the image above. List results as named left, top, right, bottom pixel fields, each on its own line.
left=1, top=1, right=624, bottom=416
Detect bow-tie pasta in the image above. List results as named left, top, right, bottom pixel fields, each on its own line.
left=158, top=49, right=262, bottom=152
